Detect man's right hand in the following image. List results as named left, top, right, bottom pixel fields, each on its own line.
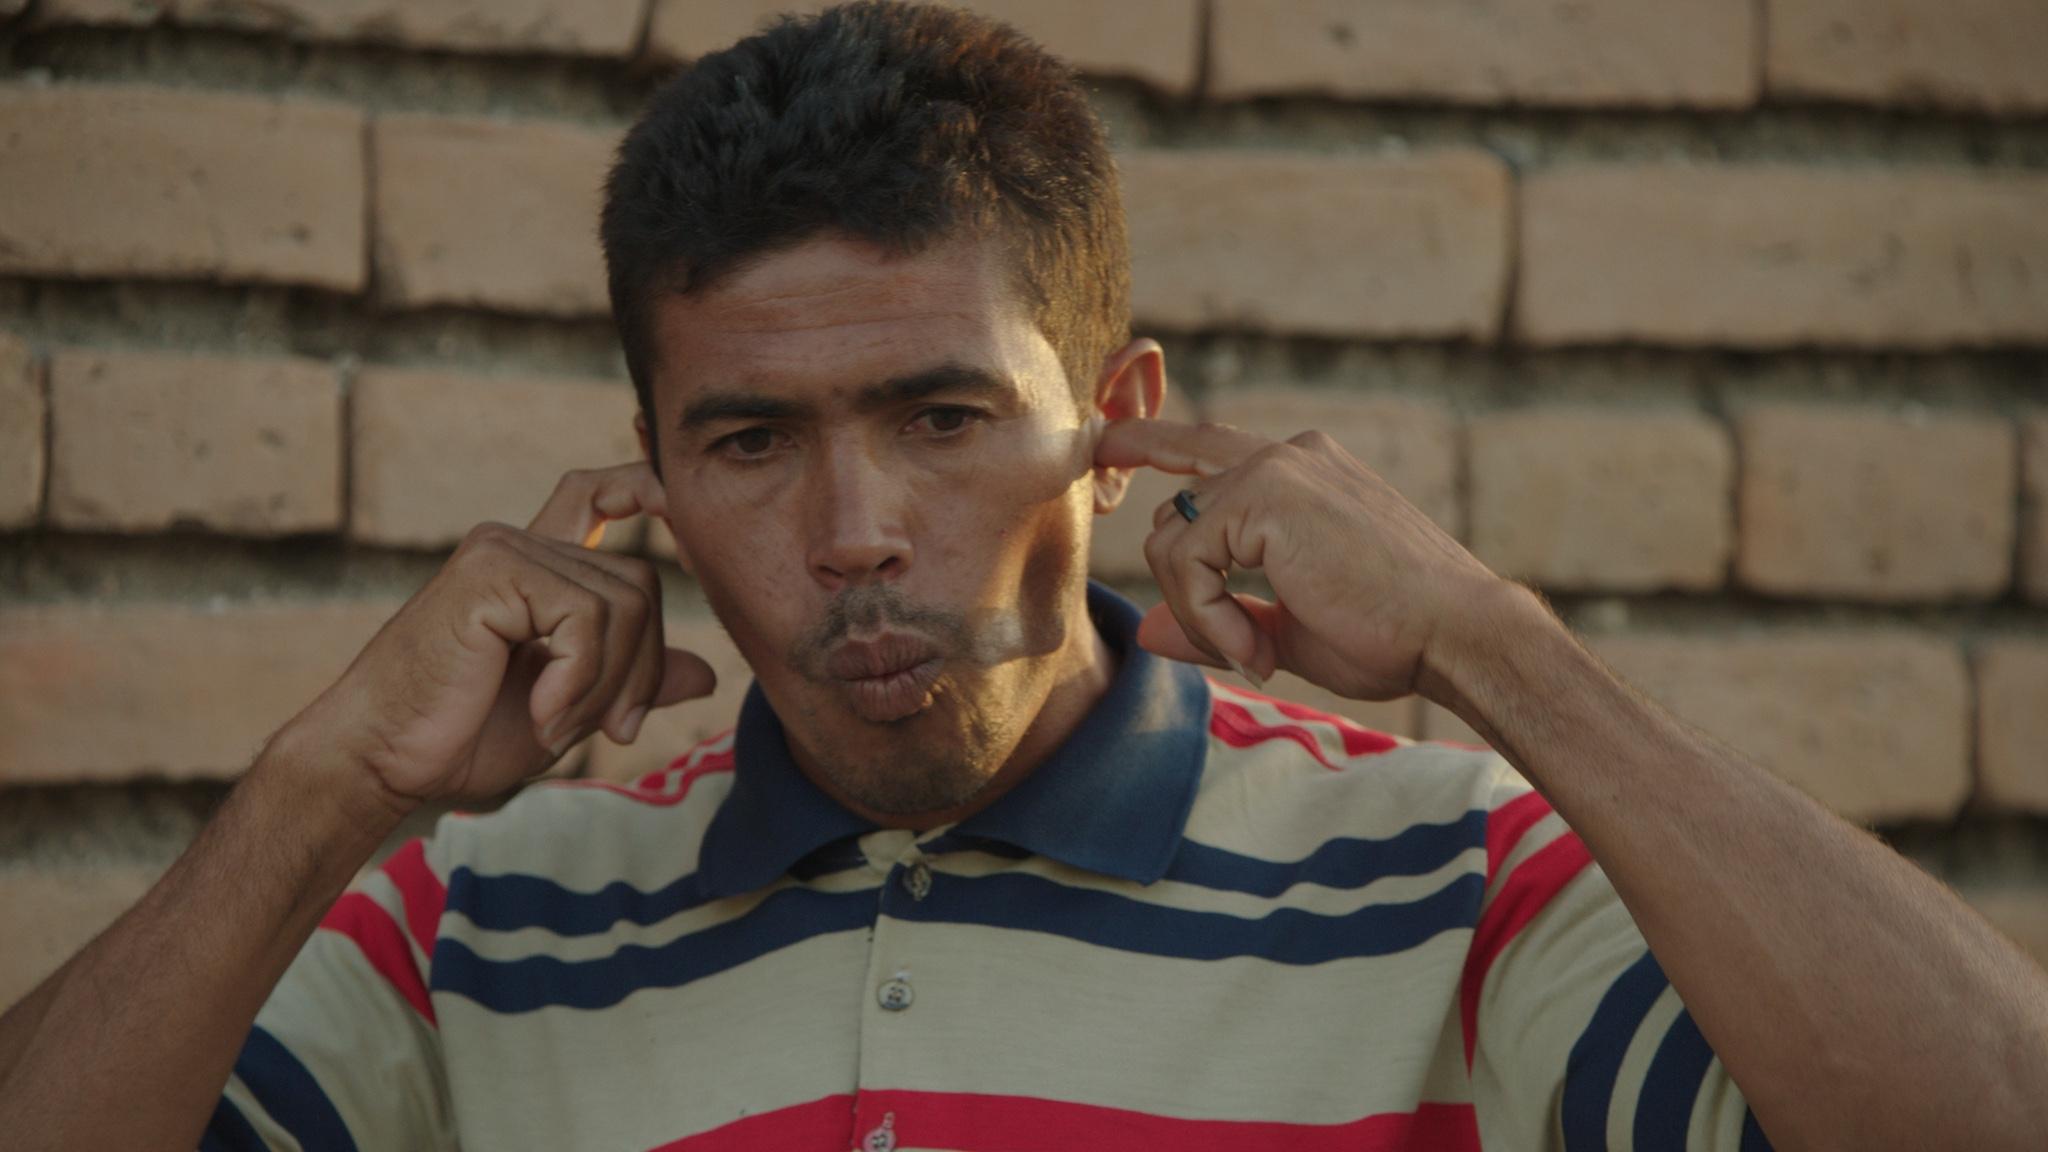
left=294, top=461, right=718, bottom=811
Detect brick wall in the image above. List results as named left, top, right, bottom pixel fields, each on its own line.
left=2, top=0, right=2046, bottom=1002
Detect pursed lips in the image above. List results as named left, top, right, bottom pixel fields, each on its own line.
left=826, top=633, right=944, bottom=722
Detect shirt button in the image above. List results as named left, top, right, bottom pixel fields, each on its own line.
left=877, top=976, right=915, bottom=1012
left=861, top=1112, right=898, bottom=1152
left=902, top=861, right=932, bottom=901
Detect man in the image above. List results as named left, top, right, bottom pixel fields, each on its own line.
left=1, top=3, right=2042, bottom=1149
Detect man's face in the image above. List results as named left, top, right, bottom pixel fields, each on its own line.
left=640, top=232, right=1104, bottom=816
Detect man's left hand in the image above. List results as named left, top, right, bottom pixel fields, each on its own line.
left=1094, top=417, right=1519, bottom=702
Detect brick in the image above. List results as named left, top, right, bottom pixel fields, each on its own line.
left=1736, top=406, right=2014, bottom=601
left=585, top=612, right=752, bottom=783
left=34, top=0, right=642, bottom=54
left=1124, top=150, right=1511, bottom=341
left=47, top=349, right=341, bottom=536
left=1211, top=0, right=1757, bottom=108
left=1517, top=165, right=2048, bottom=348
left=371, top=115, right=616, bottom=315
left=25, top=0, right=166, bottom=25
left=0, top=866, right=164, bottom=1010
left=0, top=85, right=364, bottom=292
left=1976, top=641, right=2048, bottom=813
left=1469, top=409, right=1733, bottom=592
left=1594, top=632, right=1970, bottom=823
left=646, top=0, right=1202, bottom=93
left=2023, top=416, right=2048, bottom=603
left=1767, top=0, right=2048, bottom=114
left=0, top=334, right=43, bottom=529
left=1202, top=388, right=1462, bottom=539
left=1962, top=889, right=2048, bottom=969
left=0, top=600, right=399, bottom=783
left=191, top=0, right=641, bottom=55
left=350, top=368, right=641, bottom=549
left=1089, top=392, right=1194, bottom=582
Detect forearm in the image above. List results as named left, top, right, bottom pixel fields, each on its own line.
left=1425, top=582, right=2048, bottom=1151
left=0, top=722, right=408, bottom=1150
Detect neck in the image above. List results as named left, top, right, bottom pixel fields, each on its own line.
left=830, top=588, right=1117, bottom=832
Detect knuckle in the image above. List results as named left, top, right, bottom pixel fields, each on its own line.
left=1286, top=428, right=1337, bottom=452
left=453, top=521, right=515, bottom=563
left=1142, top=529, right=1172, bottom=566
left=620, top=555, right=661, bottom=595
left=570, top=583, right=610, bottom=624
left=1248, top=442, right=1298, bottom=474
left=616, top=581, right=655, bottom=629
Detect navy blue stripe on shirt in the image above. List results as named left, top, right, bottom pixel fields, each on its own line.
left=432, top=885, right=878, bottom=1013
left=433, top=866, right=1484, bottom=1014
left=200, top=1095, right=265, bottom=1152
left=918, top=867, right=1483, bottom=965
left=1164, top=810, right=1487, bottom=897
left=445, top=812, right=1484, bottom=941
left=445, top=865, right=724, bottom=937
left=1562, top=951, right=1670, bottom=1152
left=1634, top=1008, right=1717, bottom=1149
left=233, top=1026, right=358, bottom=1152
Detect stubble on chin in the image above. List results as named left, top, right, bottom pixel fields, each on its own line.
left=812, top=680, right=1012, bottom=815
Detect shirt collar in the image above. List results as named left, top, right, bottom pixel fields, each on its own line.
left=696, top=581, right=1212, bottom=897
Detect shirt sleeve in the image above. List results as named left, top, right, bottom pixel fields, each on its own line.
left=1462, top=784, right=1775, bottom=1152
left=202, top=837, right=457, bottom=1151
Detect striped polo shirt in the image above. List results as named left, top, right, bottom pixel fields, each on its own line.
left=207, top=582, right=1774, bottom=1151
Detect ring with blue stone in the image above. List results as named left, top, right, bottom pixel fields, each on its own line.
left=1172, top=488, right=1201, bottom=524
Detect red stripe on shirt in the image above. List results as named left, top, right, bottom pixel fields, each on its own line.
left=318, top=892, right=436, bottom=1025
left=549, top=747, right=738, bottom=808
left=651, top=1092, right=1478, bottom=1152
left=379, top=838, right=446, bottom=956
left=1486, top=790, right=1555, bottom=885
left=1458, top=830, right=1596, bottom=1067
left=1210, top=697, right=1343, bottom=769
left=1211, top=681, right=1402, bottom=758
left=636, top=745, right=737, bottom=793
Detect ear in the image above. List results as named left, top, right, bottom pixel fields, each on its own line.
left=635, top=410, right=694, bottom=575
left=1089, top=337, right=1168, bottom=515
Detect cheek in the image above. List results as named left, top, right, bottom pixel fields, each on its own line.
left=916, top=428, right=1091, bottom=553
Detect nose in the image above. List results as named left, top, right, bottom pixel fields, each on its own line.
left=806, top=440, right=913, bottom=593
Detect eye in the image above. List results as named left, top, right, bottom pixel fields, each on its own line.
left=713, top=427, right=785, bottom=459
left=909, top=406, right=981, bottom=436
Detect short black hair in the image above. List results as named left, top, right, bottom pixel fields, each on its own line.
left=601, top=0, right=1129, bottom=458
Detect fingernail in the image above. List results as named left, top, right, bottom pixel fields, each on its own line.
left=548, top=730, right=577, bottom=760
left=1226, top=655, right=1266, bottom=691
left=620, top=705, right=648, bottom=744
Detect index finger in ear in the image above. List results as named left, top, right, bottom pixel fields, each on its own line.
left=526, top=462, right=668, bottom=548
left=1093, top=418, right=1270, bottom=479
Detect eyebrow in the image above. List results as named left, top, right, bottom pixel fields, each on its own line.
left=675, top=364, right=1021, bottom=435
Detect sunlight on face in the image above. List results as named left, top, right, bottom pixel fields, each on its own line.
left=646, top=232, right=1102, bottom=815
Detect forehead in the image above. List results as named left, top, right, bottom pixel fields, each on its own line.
left=647, top=232, right=1056, bottom=409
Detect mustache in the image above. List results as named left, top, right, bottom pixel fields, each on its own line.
left=787, top=585, right=976, bottom=677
